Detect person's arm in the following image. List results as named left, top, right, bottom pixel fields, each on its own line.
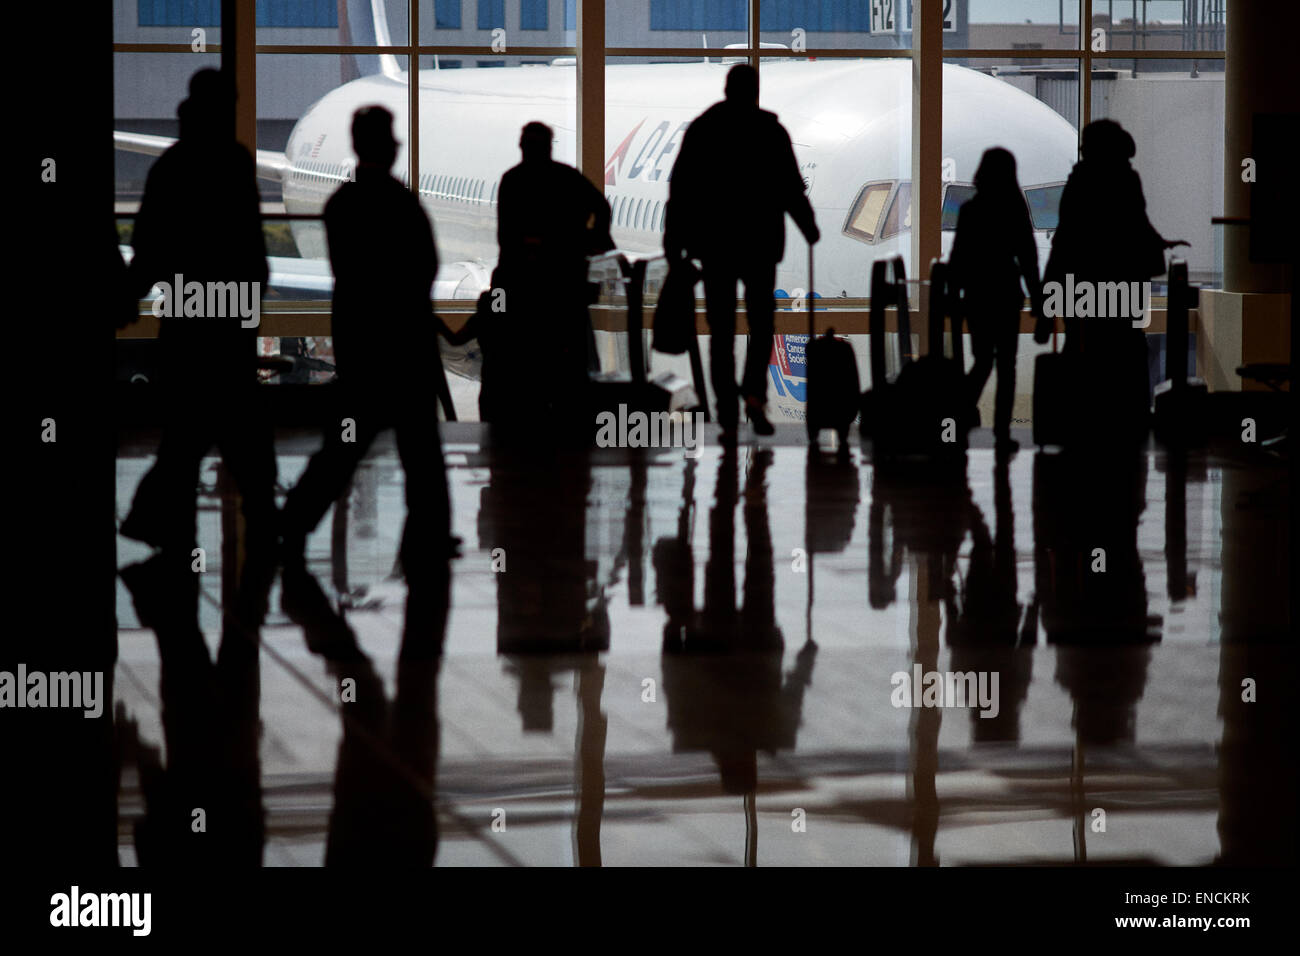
left=776, top=122, right=819, bottom=244
left=583, top=173, right=614, bottom=254
left=236, top=147, right=269, bottom=287
left=663, top=125, right=699, bottom=260
left=126, top=159, right=167, bottom=301
left=495, top=171, right=517, bottom=258
left=1014, top=202, right=1042, bottom=310
left=414, top=195, right=439, bottom=299
left=947, top=202, right=972, bottom=315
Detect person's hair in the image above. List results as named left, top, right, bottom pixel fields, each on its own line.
left=351, top=106, right=397, bottom=164
left=520, top=121, right=553, bottom=160
left=724, top=64, right=759, bottom=103
left=1081, top=119, right=1136, bottom=162
left=974, top=147, right=1020, bottom=196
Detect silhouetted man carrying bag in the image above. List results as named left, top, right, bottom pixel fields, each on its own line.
left=120, top=69, right=276, bottom=554
left=665, top=64, right=819, bottom=440
left=281, top=106, right=452, bottom=569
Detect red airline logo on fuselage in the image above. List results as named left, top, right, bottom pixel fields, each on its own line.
left=606, top=118, right=690, bottom=187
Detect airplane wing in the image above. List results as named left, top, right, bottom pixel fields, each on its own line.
left=114, top=130, right=288, bottom=183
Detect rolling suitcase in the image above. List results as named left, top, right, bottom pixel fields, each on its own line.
left=886, top=260, right=976, bottom=452
left=1151, top=259, right=1207, bottom=443
left=858, top=259, right=897, bottom=442
left=863, top=257, right=971, bottom=459
left=588, top=254, right=701, bottom=425
left=1032, top=318, right=1071, bottom=448
left=804, top=245, right=860, bottom=445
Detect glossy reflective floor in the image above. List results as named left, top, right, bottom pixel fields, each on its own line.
left=113, top=424, right=1293, bottom=866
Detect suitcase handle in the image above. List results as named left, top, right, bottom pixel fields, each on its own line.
left=807, top=245, right=815, bottom=339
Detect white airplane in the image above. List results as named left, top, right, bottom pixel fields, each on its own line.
left=116, top=7, right=1078, bottom=423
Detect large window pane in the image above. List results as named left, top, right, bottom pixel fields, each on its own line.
left=1091, top=0, right=1227, bottom=52
left=115, top=51, right=222, bottom=210
left=608, top=0, right=750, bottom=49
left=946, top=0, right=1082, bottom=51
left=421, top=0, right=574, bottom=48
left=254, top=0, right=406, bottom=45
left=759, top=0, right=914, bottom=51
left=1091, top=57, right=1225, bottom=288
left=116, top=0, right=224, bottom=43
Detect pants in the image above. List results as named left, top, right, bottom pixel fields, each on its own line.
left=702, top=261, right=776, bottom=427
left=126, top=387, right=278, bottom=553
left=966, top=314, right=1019, bottom=440
left=282, top=386, right=451, bottom=568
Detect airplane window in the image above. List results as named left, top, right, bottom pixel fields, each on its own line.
left=653, top=202, right=662, bottom=232
left=941, top=184, right=976, bottom=230
left=1025, top=183, right=1065, bottom=230
left=635, top=198, right=644, bottom=230
left=843, top=181, right=894, bottom=243
left=881, top=182, right=912, bottom=239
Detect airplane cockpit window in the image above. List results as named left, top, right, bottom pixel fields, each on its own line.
left=1025, top=183, right=1065, bottom=230
left=842, top=181, right=894, bottom=243
left=940, top=184, right=976, bottom=230
left=881, top=181, right=912, bottom=239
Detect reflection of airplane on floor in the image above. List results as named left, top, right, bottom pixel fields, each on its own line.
left=115, top=2, right=1077, bottom=420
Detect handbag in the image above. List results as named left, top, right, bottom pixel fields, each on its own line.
left=652, top=257, right=699, bottom=355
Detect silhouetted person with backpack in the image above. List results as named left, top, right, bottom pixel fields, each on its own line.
left=1039, top=119, right=1183, bottom=442
left=948, top=147, right=1041, bottom=455
left=280, top=106, right=453, bottom=570
left=665, top=64, right=819, bottom=440
left=119, top=68, right=276, bottom=554
left=493, top=122, right=613, bottom=428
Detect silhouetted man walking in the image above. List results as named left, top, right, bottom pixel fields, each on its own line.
left=120, top=68, right=276, bottom=553
left=492, top=122, right=612, bottom=427
left=280, top=106, right=452, bottom=569
left=665, top=64, right=819, bottom=439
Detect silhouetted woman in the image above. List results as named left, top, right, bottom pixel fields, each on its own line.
left=948, top=147, right=1041, bottom=454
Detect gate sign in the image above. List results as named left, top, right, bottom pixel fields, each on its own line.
left=872, top=0, right=958, bottom=33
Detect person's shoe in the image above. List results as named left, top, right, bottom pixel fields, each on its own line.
left=718, top=422, right=738, bottom=446
left=994, top=437, right=1020, bottom=457
left=745, top=399, right=775, bottom=436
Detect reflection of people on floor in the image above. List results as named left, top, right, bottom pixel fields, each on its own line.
left=120, top=550, right=271, bottom=866
left=659, top=449, right=815, bottom=797
left=279, top=540, right=448, bottom=866
left=868, top=462, right=971, bottom=612
left=947, top=456, right=1033, bottom=743
left=478, top=446, right=607, bottom=731
left=1033, top=450, right=1158, bottom=745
